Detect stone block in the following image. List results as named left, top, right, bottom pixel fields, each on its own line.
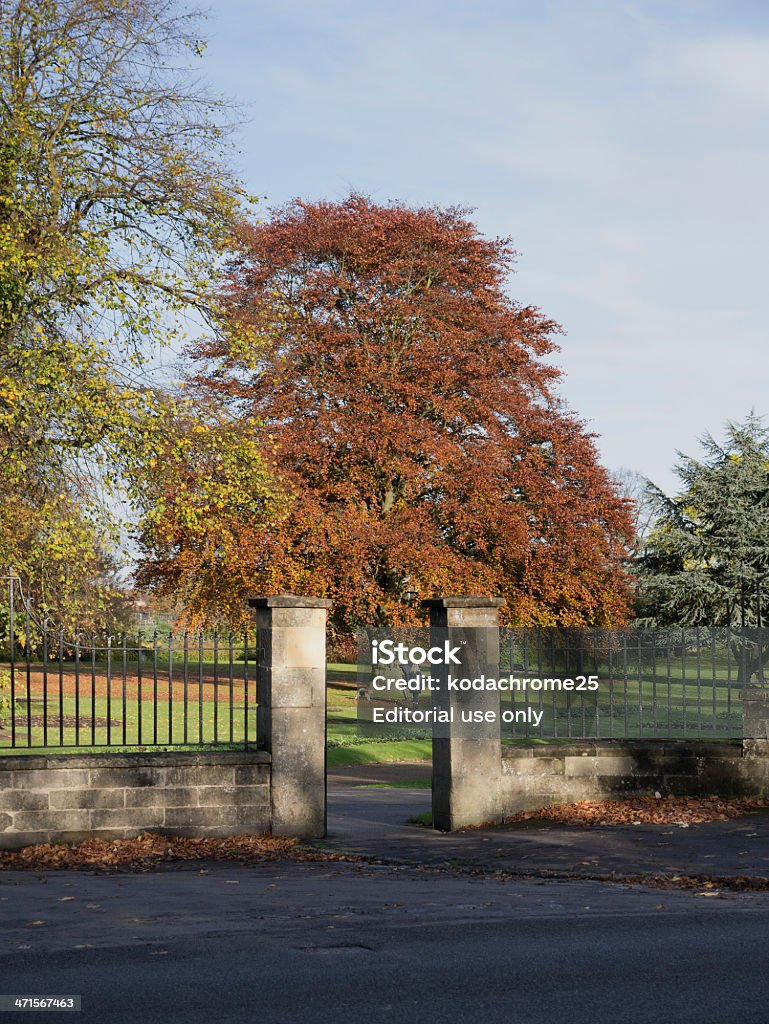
left=0, top=790, right=49, bottom=812
left=163, top=805, right=234, bottom=829
left=89, top=767, right=158, bottom=789
left=533, top=744, right=597, bottom=758
left=743, top=687, right=769, bottom=739
left=11, top=809, right=91, bottom=832
left=196, top=785, right=267, bottom=807
left=501, top=747, right=536, bottom=761
left=162, top=766, right=235, bottom=788
left=743, top=739, right=769, bottom=759
left=564, top=755, right=640, bottom=778
left=234, top=804, right=270, bottom=828
left=233, top=765, right=270, bottom=787
left=595, top=775, right=647, bottom=795
left=502, top=757, right=564, bottom=777
left=261, top=667, right=325, bottom=709
left=12, top=768, right=89, bottom=790
left=263, top=626, right=326, bottom=672
left=88, top=808, right=164, bottom=830
left=50, top=789, right=126, bottom=810
left=124, top=786, right=195, bottom=809
left=0, top=830, right=52, bottom=850
left=262, top=607, right=328, bottom=630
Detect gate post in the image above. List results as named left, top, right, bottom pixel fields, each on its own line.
left=249, top=595, right=331, bottom=839
left=424, top=596, right=505, bottom=831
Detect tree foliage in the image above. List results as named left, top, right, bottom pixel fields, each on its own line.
left=133, top=401, right=282, bottom=627
left=0, top=493, right=133, bottom=637
left=635, top=414, right=769, bottom=628
left=0, top=0, right=252, bottom=621
left=139, top=196, right=634, bottom=629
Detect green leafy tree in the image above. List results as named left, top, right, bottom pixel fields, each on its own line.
left=635, top=415, right=769, bottom=644
left=132, top=400, right=282, bottom=628
left=0, top=496, right=136, bottom=641
left=0, top=0, right=255, bottom=619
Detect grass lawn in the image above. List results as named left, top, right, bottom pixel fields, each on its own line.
left=325, top=668, right=433, bottom=765
left=0, top=688, right=256, bottom=754
left=327, top=739, right=432, bottom=768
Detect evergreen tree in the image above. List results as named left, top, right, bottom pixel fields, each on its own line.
left=635, top=415, right=769, bottom=636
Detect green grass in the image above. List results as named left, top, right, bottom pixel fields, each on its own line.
left=408, top=811, right=433, bottom=827
left=325, top=670, right=433, bottom=764
left=327, top=739, right=432, bottom=767
left=0, top=691, right=256, bottom=754
left=327, top=662, right=360, bottom=677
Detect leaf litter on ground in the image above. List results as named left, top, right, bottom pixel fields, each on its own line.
left=0, top=833, right=355, bottom=873
left=504, top=795, right=769, bottom=827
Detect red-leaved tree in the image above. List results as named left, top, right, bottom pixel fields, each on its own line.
left=138, top=195, right=634, bottom=629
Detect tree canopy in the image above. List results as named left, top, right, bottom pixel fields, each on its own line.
left=635, top=414, right=769, bottom=628
left=137, top=195, right=634, bottom=629
left=0, top=0, right=252, bottom=620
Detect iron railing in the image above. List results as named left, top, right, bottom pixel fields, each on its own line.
left=0, top=579, right=262, bottom=753
left=502, top=627, right=769, bottom=741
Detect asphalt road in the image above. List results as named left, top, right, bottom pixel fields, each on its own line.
left=3, top=862, right=769, bottom=1024
left=325, top=763, right=769, bottom=878
left=4, top=766, right=769, bottom=1024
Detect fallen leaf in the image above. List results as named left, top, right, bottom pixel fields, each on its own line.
left=503, top=797, right=769, bottom=828
left=0, top=833, right=353, bottom=873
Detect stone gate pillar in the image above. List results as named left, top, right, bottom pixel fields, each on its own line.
left=424, top=596, right=505, bottom=831
left=249, top=595, right=331, bottom=839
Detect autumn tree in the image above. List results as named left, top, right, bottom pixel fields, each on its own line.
left=138, top=196, right=634, bottom=630
left=0, top=0, right=253, bottom=620
left=132, top=400, right=281, bottom=627
left=0, top=493, right=135, bottom=639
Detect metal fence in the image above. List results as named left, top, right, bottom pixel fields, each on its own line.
left=502, top=627, right=769, bottom=741
left=0, top=583, right=262, bottom=754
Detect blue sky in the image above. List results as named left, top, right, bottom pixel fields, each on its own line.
left=198, top=0, right=769, bottom=494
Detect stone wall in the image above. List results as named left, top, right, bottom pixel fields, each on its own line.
left=425, top=596, right=769, bottom=830
left=499, top=740, right=769, bottom=815
left=0, top=750, right=271, bottom=850
left=0, top=594, right=331, bottom=851
left=435, top=737, right=769, bottom=831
